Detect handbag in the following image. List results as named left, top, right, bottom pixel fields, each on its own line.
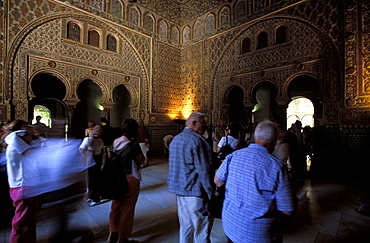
left=207, top=185, right=225, bottom=218
left=207, top=157, right=230, bottom=218
left=217, top=136, right=233, bottom=160
left=100, top=139, right=130, bottom=200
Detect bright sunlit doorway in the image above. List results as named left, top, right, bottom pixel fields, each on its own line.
left=286, top=97, right=314, bottom=129
left=32, top=105, right=51, bottom=127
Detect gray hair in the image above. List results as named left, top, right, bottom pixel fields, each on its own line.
left=186, top=112, right=204, bottom=127
left=254, top=120, right=278, bottom=143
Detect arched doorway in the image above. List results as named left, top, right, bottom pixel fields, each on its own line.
left=73, top=79, right=103, bottom=138
left=251, top=81, right=277, bottom=123
left=287, top=75, right=320, bottom=128
left=286, top=97, right=314, bottom=129
left=111, top=84, right=131, bottom=127
left=32, top=105, right=51, bottom=127
left=29, top=73, right=68, bottom=137
left=227, top=86, right=247, bottom=124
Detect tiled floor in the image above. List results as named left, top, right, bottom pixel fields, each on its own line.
left=1, top=156, right=370, bottom=243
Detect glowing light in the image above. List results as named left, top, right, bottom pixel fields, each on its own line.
left=98, top=105, right=104, bottom=111
left=166, top=86, right=195, bottom=120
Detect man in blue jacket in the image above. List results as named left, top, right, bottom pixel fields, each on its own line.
left=168, top=112, right=213, bottom=243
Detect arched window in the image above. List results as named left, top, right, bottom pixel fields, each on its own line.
left=130, top=7, right=139, bottom=25
left=206, top=14, right=215, bottom=33
left=145, top=14, right=154, bottom=32
left=67, top=22, right=81, bottom=42
left=194, top=21, right=201, bottom=38
left=220, top=7, right=230, bottom=27
left=257, top=31, right=268, bottom=49
left=236, top=0, right=247, bottom=20
left=111, top=0, right=123, bottom=18
left=276, top=25, right=287, bottom=44
left=159, top=20, right=168, bottom=39
left=241, top=37, right=251, bottom=53
left=171, top=26, right=179, bottom=43
left=88, top=29, right=100, bottom=47
left=183, top=26, right=190, bottom=42
left=107, top=35, right=117, bottom=52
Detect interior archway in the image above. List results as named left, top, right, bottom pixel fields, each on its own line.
left=111, top=84, right=131, bottom=127
left=29, top=73, right=68, bottom=137
left=252, top=81, right=277, bottom=123
left=227, top=86, right=247, bottom=124
left=287, top=74, right=320, bottom=128
left=73, top=79, right=103, bottom=138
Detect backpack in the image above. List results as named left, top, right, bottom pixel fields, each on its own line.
left=100, top=142, right=131, bottom=200
left=217, top=136, right=234, bottom=160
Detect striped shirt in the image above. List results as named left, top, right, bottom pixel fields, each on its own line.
left=216, top=144, right=295, bottom=243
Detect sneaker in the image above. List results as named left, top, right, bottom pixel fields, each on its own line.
left=89, top=201, right=99, bottom=207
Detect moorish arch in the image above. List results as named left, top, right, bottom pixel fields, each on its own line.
left=250, top=80, right=278, bottom=123
left=285, top=73, right=322, bottom=126
left=222, top=84, right=248, bottom=124
left=211, top=16, right=342, bottom=125
left=28, top=72, right=69, bottom=136
left=4, top=12, right=149, bottom=123
left=28, top=68, right=72, bottom=101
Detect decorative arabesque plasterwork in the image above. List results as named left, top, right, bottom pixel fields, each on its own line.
left=10, top=16, right=149, bottom=120
left=209, top=17, right=340, bottom=124
left=137, top=0, right=226, bottom=25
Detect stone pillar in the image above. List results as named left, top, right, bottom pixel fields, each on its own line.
left=275, top=99, right=289, bottom=126
left=243, top=101, right=255, bottom=128
left=65, top=98, right=80, bottom=137
left=102, top=103, right=114, bottom=125
left=221, top=104, right=230, bottom=123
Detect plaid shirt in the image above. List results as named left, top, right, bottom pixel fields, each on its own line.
left=216, top=144, right=295, bottom=243
left=168, top=128, right=213, bottom=199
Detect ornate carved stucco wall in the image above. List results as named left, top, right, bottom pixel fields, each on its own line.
left=1, top=0, right=370, bottom=126
left=4, top=1, right=151, bottom=122
left=344, top=0, right=370, bottom=124
left=209, top=17, right=340, bottom=124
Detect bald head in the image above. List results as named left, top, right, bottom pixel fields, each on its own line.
left=186, top=112, right=207, bottom=134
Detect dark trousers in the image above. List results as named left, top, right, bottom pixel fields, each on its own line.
left=88, top=154, right=102, bottom=202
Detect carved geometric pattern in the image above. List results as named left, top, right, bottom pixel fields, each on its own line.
left=138, top=0, right=226, bottom=25
left=7, top=14, right=152, bottom=121
left=181, top=43, right=204, bottom=110
left=209, top=17, right=340, bottom=123
left=154, top=43, right=181, bottom=112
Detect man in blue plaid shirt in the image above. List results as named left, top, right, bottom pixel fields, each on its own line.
left=215, top=121, right=295, bottom=243
left=168, top=112, right=214, bottom=243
